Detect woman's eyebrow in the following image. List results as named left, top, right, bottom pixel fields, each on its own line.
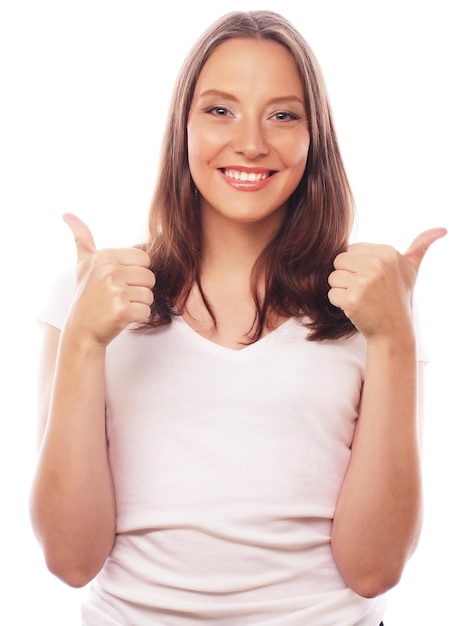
left=197, top=89, right=305, bottom=107
left=267, top=95, right=305, bottom=107
left=197, top=89, right=239, bottom=101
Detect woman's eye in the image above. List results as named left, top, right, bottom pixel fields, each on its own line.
left=271, top=111, right=299, bottom=121
left=206, top=106, right=231, bottom=117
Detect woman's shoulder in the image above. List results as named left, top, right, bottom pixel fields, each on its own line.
left=37, top=266, right=76, bottom=331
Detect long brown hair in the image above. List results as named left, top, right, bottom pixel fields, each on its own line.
left=142, top=10, right=356, bottom=342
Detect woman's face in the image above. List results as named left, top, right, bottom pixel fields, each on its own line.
left=187, top=38, right=310, bottom=232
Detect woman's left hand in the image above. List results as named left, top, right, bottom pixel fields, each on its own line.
left=328, top=228, right=447, bottom=343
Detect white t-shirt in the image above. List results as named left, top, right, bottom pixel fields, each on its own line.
left=38, top=268, right=398, bottom=626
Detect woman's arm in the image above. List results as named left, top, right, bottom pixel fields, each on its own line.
left=328, top=228, right=446, bottom=598
left=30, top=323, right=116, bottom=588
left=29, top=214, right=155, bottom=588
left=331, top=334, right=423, bottom=598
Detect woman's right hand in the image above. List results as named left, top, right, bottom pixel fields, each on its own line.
left=63, top=213, right=156, bottom=347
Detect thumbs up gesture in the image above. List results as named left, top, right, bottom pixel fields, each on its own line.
left=63, top=213, right=156, bottom=347
left=328, top=228, right=447, bottom=342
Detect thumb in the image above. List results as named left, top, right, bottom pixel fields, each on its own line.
left=403, top=227, right=447, bottom=272
left=63, top=213, right=97, bottom=262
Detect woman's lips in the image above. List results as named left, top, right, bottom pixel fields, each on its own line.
left=220, top=167, right=276, bottom=190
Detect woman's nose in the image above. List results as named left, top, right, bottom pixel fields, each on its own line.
left=231, top=118, right=269, bottom=160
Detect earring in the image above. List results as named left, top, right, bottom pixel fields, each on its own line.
left=194, top=187, right=199, bottom=202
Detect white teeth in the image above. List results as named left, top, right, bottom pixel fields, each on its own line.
left=224, top=169, right=269, bottom=182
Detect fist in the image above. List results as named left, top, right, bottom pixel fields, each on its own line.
left=328, top=228, right=447, bottom=342
left=63, top=213, right=156, bottom=346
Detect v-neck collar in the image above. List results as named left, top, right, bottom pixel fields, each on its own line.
left=173, top=315, right=299, bottom=356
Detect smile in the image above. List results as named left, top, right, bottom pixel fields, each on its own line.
left=222, top=168, right=272, bottom=182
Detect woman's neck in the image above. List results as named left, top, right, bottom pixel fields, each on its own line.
left=199, top=204, right=283, bottom=285
left=181, top=204, right=286, bottom=348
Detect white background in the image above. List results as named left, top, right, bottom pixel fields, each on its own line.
left=1, top=1, right=464, bottom=624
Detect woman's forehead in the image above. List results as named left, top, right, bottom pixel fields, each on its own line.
left=193, top=38, right=304, bottom=103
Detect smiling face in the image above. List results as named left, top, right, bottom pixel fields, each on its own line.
left=187, top=37, right=310, bottom=234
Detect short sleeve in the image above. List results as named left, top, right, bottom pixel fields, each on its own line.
left=414, top=298, right=429, bottom=364
left=37, top=266, right=76, bottom=331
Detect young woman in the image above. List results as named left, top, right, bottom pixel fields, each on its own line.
left=30, top=10, right=446, bottom=626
